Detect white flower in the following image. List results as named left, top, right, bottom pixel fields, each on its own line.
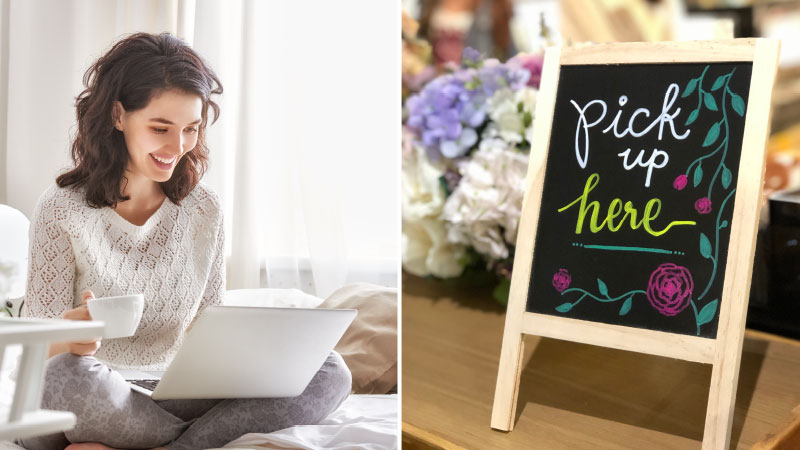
left=442, top=138, right=529, bottom=261
left=402, top=142, right=446, bottom=222
left=484, top=87, right=538, bottom=145
left=401, top=140, right=466, bottom=278
left=402, top=218, right=466, bottom=278
left=516, top=88, right=537, bottom=143
left=515, top=87, right=537, bottom=114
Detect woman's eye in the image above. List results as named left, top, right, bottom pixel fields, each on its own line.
left=152, top=127, right=197, bottom=134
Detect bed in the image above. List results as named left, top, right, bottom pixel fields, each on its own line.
left=0, top=395, right=396, bottom=450
left=1, top=284, right=398, bottom=449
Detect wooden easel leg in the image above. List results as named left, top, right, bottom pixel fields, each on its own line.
left=702, top=357, right=741, bottom=450
left=491, top=332, right=525, bottom=431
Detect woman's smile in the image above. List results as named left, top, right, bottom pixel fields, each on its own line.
left=150, top=153, right=178, bottom=170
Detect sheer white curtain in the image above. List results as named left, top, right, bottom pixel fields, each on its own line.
left=0, top=0, right=398, bottom=298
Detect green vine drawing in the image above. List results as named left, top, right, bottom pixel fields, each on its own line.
left=555, top=279, right=646, bottom=317
left=554, top=270, right=717, bottom=336
left=683, top=66, right=746, bottom=200
left=679, top=65, right=745, bottom=334
left=682, top=68, right=744, bottom=280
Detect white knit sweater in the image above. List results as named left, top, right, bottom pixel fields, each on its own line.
left=22, top=182, right=225, bottom=371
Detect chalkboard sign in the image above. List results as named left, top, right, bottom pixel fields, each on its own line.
left=491, top=39, right=780, bottom=450
left=527, top=62, right=752, bottom=339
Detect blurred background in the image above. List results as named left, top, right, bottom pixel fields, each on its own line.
left=402, top=0, right=800, bottom=339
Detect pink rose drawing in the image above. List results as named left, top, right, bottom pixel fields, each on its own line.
left=694, top=197, right=712, bottom=214
left=673, top=174, right=688, bottom=191
left=552, top=268, right=571, bottom=293
left=646, top=263, right=694, bottom=316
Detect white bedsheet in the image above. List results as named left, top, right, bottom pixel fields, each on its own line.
left=220, top=394, right=398, bottom=450
left=0, top=394, right=398, bottom=450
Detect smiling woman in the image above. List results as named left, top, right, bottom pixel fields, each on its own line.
left=18, top=32, right=352, bottom=450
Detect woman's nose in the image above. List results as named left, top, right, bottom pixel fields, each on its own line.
left=171, top=132, right=185, bottom=155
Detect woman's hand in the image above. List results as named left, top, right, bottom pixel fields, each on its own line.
left=57, top=290, right=102, bottom=357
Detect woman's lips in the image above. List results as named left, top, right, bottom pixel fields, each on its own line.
left=150, top=153, right=176, bottom=170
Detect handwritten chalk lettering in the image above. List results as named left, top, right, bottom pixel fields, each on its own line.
left=600, top=85, right=690, bottom=140
left=571, top=99, right=607, bottom=168
left=617, top=148, right=669, bottom=188
left=570, top=83, right=690, bottom=169
left=557, top=173, right=696, bottom=236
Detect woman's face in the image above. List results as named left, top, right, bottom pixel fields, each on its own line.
left=115, top=89, right=203, bottom=184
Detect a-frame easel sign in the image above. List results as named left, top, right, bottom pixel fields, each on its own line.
left=491, top=39, right=780, bottom=449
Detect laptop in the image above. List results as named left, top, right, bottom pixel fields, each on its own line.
left=117, top=306, right=356, bottom=400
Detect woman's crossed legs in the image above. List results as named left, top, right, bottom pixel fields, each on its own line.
left=19, top=352, right=351, bottom=450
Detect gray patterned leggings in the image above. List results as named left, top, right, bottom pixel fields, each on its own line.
left=19, top=351, right=351, bottom=450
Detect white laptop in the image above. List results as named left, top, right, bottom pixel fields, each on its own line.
left=117, top=306, right=356, bottom=400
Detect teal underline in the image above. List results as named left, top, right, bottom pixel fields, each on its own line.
left=581, top=244, right=673, bottom=255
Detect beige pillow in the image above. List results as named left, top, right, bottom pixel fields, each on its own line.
left=317, top=283, right=397, bottom=394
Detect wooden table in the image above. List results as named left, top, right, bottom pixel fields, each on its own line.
left=402, top=274, right=800, bottom=450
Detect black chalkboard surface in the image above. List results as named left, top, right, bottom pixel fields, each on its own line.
left=526, top=63, right=753, bottom=338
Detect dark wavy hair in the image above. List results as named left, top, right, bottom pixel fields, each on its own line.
left=57, top=32, right=223, bottom=207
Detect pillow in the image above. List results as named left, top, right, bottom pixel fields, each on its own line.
left=317, top=283, right=397, bottom=394
left=223, top=288, right=323, bottom=309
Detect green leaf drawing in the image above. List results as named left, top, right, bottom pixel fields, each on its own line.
left=700, top=232, right=712, bottom=259
left=721, top=220, right=729, bottom=228
left=682, top=78, right=698, bottom=98
left=619, top=297, right=632, bottom=316
left=697, top=299, right=719, bottom=326
left=704, top=92, right=718, bottom=111
left=556, top=302, right=573, bottom=313
left=703, top=121, right=721, bottom=147
left=731, top=92, right=745, bottom=117
left=685, top=109, right=699, bottom=126
left=693, top=164, right=703, bottom=187
left=711, top=75, right=726, bottom=91
left=722, top=167, right=732, bottom=189
left=598, top=278, right=609, bottom=298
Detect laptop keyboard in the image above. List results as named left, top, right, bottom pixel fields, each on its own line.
left=130, top=379, right=159, bottom=392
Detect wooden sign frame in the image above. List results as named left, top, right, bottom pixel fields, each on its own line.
left=491, top=39, right=780, bottom=450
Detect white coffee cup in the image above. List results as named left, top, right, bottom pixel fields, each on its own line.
left=87, top=294, right=145, bottom=339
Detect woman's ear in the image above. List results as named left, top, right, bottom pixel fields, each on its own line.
left=112, top=101, right=125, bottom=131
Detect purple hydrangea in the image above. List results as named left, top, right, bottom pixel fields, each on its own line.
left=404, top=47, right=532, bottom=160
left=462, top=47, right=481, bottom=67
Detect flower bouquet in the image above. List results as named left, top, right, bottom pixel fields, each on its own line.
left=402, top=47, right=543, bottom=304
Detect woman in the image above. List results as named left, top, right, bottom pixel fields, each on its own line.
left=19, top=32, right=351, bottom=450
